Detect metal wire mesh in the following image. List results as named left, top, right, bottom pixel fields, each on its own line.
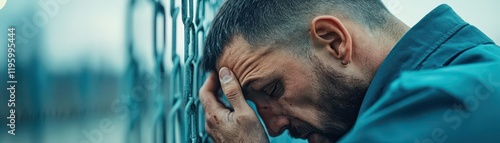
left=125, top=0, right=221, bottom=142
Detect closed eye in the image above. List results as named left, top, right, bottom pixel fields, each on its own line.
left=263, top=81, right=281, bottom=98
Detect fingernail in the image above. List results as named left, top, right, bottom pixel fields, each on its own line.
left=219, top=67, right=232, bottom=84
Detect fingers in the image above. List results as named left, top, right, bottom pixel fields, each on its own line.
left=202, top=68, right=269, bottom=143
left=219, top=67, right=251, bottom=112
left=199, top=72, right=226, bottom=113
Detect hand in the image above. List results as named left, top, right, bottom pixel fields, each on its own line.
left=199, top=67, right=269, bottom=143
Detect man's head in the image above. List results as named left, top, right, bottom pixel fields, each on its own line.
left=202, top=0, right=408, bottom=142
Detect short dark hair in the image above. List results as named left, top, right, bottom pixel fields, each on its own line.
left=202, top=0, right=391, bottom=71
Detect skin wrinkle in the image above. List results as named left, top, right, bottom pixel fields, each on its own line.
left=239, top=57, right=260, bottom=89
left=218, top=37, right=292, bottom=122
left=218, top=36, right=273, bottom=91
left=218, top=36, right=327, bottom=134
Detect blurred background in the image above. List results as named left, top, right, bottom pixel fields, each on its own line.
left=0, top=0, right=498, bottom=143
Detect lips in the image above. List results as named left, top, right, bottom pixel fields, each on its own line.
left=307, top=133, right=329, bottom=143
left=298, top=132, right=312, bottom=140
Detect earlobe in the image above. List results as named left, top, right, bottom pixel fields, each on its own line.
left=310, top=16, right=352, bottom=65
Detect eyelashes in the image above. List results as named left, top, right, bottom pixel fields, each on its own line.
left=263, top=80, right=283, bottom=98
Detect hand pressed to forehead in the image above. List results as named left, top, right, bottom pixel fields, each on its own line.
left=199, top=68, right=268, bottom=143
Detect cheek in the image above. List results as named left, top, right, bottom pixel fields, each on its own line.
left=280, top=65, right=320, bottom=108
left=283, top=80, right=316, bottom=107
left=278, top=60, right=320, bottom=109
left=278, top=76, right=323, bottom=127
left=273, top=55, right=324, bottom=127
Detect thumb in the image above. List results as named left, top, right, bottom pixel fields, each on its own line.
left=219, top=67, right=250, bottom=112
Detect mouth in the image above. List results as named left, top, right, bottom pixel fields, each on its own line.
left=298, top=132, right=313, bottom=140
left=302, top=132, right=331, bottom=143
left=288, top=123, right=333, bottom=142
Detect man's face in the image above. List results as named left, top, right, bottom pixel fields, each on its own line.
left=217, top=36, right=367, bottom=142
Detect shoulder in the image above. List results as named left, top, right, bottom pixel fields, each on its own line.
left=448, top=43, right=500, bottom=65
left=339, top=62, right=500, bottom=143
left=378, top=62, right=500, bottom=110
left=392, top=62, right=499, bottom=99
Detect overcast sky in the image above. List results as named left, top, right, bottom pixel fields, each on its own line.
left=384, top=0, right=499, bottom=43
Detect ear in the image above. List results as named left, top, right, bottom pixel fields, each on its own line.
left=310, top=16, right=352, bottom=65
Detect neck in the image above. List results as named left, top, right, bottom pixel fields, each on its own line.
left=358, top=18, right=410, bottom=83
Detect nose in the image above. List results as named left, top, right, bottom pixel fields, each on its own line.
left=257, top=106, right=290, bottom=137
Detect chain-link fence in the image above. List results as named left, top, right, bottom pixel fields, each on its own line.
left=125, top=0, right=222, bottom=142
left=0, top=0, right=222, bottom=143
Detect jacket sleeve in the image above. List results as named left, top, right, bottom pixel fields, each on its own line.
left=339, top=62, right=500, bottom=143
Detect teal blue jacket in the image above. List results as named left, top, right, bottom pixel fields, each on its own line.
left=340, top=4, right=500, bottom=143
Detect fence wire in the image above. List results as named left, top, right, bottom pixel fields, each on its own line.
left=125, top=0, right=221, bottom=142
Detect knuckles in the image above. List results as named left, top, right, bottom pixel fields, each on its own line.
left=235, top=112, right=256, bottom=125
left=205, top=113, right=221, bottom=127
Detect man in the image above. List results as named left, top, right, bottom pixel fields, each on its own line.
left=199, top=0, right=500, bottom=142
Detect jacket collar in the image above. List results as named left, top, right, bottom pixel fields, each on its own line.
left=358, top=4, right=469, bottom=115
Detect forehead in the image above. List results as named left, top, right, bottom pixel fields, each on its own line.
left=216, top=35, right=283, bottom=88
left=216, top=35, right=273, bottom=71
